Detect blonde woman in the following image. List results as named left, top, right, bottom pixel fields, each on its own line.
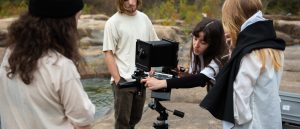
left=200, top=0, right=285, bottom=129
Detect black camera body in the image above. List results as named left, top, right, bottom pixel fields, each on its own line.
left=134, top=39, right=184, bottom=129
left=135, top=38, right=179, bottom=101
left=136, top=39, right=178, bottom=72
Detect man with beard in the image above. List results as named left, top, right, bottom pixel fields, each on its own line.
left=103, top=0, right=158, bottom=129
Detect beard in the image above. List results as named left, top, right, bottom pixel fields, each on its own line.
left=123, top=6, right=137, bottom=14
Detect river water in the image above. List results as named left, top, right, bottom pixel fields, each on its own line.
left=81, top=78, right=113, bottom=119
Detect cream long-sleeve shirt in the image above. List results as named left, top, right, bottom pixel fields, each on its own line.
left=0, top=49, right=95, bottom=129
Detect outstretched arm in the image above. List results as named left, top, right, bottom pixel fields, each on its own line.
left=141, top=77, right=167, bottom=90
left=166, top=73, right=210, bottom=88
left=141, top=73, right=210, bottom=90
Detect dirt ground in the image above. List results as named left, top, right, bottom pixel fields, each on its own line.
left=93, top=86, right=300, bottom=129
left=92, top=46, right=300, bottom=129
left=92, top=87, right=223, bottom=129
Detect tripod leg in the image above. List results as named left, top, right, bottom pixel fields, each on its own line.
left=153, top=121, right=168, bottom=129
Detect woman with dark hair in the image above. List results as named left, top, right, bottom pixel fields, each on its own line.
left=0, top=0, right=95, bottom=129
left=188, top=18, right=229, bottom=91
left=141, top=18, right=228, bottom=91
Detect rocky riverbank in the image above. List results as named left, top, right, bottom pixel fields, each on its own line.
left=1, top=14, right=300, bottom=78
left=1, top=15, right=300, bottom=129
left=91, top=45, right=300, bottom=129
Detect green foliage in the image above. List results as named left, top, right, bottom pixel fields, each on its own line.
left=200, top=0, right=222, bottom=18
left=145, top=0, right=203, bottom=29
left=0, top=0, right=27, bottom=18
left=1, top=0, right=299, bottom=19
left=82, top=4, right=92, bottom=14
left=145, top=0, right=177, bottom=26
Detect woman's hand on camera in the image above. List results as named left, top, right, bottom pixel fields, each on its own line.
left=148, top=68, right=156, bottom=77
left=141, top=77, right=167, bottom=90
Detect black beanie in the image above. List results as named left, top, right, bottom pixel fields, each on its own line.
left=29, top=0, right=84, bottom=18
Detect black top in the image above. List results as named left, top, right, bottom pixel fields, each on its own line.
left=166, top=73, right=210, bottom=88
left=200, top=20, right=286, bottom=124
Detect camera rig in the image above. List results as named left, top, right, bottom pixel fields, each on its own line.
left=119, top=38, right=184, bottom=129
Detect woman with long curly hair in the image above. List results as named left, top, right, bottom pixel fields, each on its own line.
left=0, top=0, right=95, bottom=128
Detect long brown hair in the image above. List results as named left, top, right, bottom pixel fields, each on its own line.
left=189, top=18, right=228, bottom=74
left=116, top=0, right=142, bottom=13
left=6, top=12, right=81, bottom=84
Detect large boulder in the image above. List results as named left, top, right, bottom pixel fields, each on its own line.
left=76, top=15, right=188, bottom=78
left=0, top=17, right=16, bottom=47
left=280, top=46, right=300, bottom=93
left=0, top=17, right=16, bottom=30
left=76, top=15, right=187, bottom=78
left=0, top=15, right=187, bottom=78
left=0, top=30, right=7, bottom=47
left=154, top=25, right=186, bottom=43
left=274, top=20, right=300, bottom=45
left=265, top=15, right=300, bottom=21
left=276, top=31, right=300, bottom=46
left=1, top=15, right=299, bottom=79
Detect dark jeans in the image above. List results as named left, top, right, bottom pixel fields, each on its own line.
left=112, top=79, right=146, bottom=129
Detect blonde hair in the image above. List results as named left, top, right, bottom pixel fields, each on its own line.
left=254, top=49, right=283, bottom=71
left=222, top=0, right=282, bottom=71
left=116, top=0, right=142, bottom=13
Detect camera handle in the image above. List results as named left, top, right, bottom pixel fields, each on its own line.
left=148, top=98, right=184, bottom=129
left=118, top=70, right=148, bottom=96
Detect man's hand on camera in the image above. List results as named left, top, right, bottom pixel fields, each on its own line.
left=141, top=77, right=167, bottom=90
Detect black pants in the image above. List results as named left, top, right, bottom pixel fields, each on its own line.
left=112, top=80, right=146, bottom=129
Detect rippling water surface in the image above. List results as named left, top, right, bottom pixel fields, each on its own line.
left=81, top=78, right=113, bottom=119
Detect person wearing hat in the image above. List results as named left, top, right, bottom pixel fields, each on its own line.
left=103, top=0, right=159, bottom=128
left=0, top=0, right=95, bottom=129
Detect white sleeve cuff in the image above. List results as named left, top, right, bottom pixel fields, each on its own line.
left=200, top=60, right=219, bottom=80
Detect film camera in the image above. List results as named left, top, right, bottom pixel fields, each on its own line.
left=120, top=38, right=184, bottom=129
left=119, top=38, right=179, bottom=100
left=136, top=38, right=179, bottom=100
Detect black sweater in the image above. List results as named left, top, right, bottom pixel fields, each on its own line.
left=166, top=73, right=210, bottom=88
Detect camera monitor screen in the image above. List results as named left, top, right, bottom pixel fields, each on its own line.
left=135, top=39, right=179, bottom=72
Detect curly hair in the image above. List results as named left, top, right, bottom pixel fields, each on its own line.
left=6, top=12, right=81, bottom=84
